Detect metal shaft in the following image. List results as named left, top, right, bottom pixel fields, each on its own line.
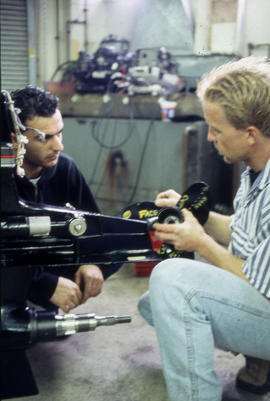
left=55, top=313, right=132, bottom=337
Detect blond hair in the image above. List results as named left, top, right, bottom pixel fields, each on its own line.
left=196, top=56, right=270, bottom=137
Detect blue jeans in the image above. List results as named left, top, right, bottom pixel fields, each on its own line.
left=138, top=258, right=270, bottom=401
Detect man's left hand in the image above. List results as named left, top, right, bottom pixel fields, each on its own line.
left=75, top=265, right=104, bottom=303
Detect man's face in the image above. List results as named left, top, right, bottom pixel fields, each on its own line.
left=204, top=102, right=250, bottom=165
left=22, top=109, right=64, bottom=171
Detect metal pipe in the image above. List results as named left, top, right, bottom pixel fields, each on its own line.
left=235, top=0, right=247, bottom=56
left=193, top=0, right=212, bottom=55
left=55, top=0, right=61, bottom=66
left=83, top=0, right=89, bottom=53
left=181, top=0, right=195, bottom=37
left=26, top=0, right=37, bottom=85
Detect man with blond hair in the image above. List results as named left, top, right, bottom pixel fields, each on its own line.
left=138, top=56, right=270, bottom=401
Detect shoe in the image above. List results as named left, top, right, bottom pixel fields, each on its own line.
left=236, top=356, right=270, bottom=395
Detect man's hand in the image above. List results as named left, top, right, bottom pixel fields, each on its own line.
left=155, top=189, right=181, bottom=207
left=49, top=276, right=83, bottom=313
left=75, top=265, right=104, bottom=303
left=153, top=208, right=206, bottom=253
left=154, top=209, right=248, bottom=282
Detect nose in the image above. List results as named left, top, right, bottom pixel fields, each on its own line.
left=51, top=134, right=64, bottom=152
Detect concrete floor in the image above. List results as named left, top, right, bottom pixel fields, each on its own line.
left=9, top=263, right=270, bottom=401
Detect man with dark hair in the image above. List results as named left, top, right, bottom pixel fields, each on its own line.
left=11, top=85, right=120, bottom=312
left=138, top=56, right=270, bottom=400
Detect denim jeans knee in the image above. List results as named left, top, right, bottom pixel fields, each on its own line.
left=138, top=290, right=154, bottom=326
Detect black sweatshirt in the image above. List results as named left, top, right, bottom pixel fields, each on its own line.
left=15, top=153, right=121, bottom=307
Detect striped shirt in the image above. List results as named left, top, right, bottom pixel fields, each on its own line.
left=229, top=158, right=270, bottom=298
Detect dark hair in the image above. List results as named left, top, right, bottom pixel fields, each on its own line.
left=11, top=85, right=59, bottom=124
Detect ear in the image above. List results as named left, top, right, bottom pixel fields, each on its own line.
left=246, top=126, right=260, bottom=146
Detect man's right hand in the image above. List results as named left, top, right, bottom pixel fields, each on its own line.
left=155, top=189, right=181, bottom=207
left=49, top=276, right=83, bottom=313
